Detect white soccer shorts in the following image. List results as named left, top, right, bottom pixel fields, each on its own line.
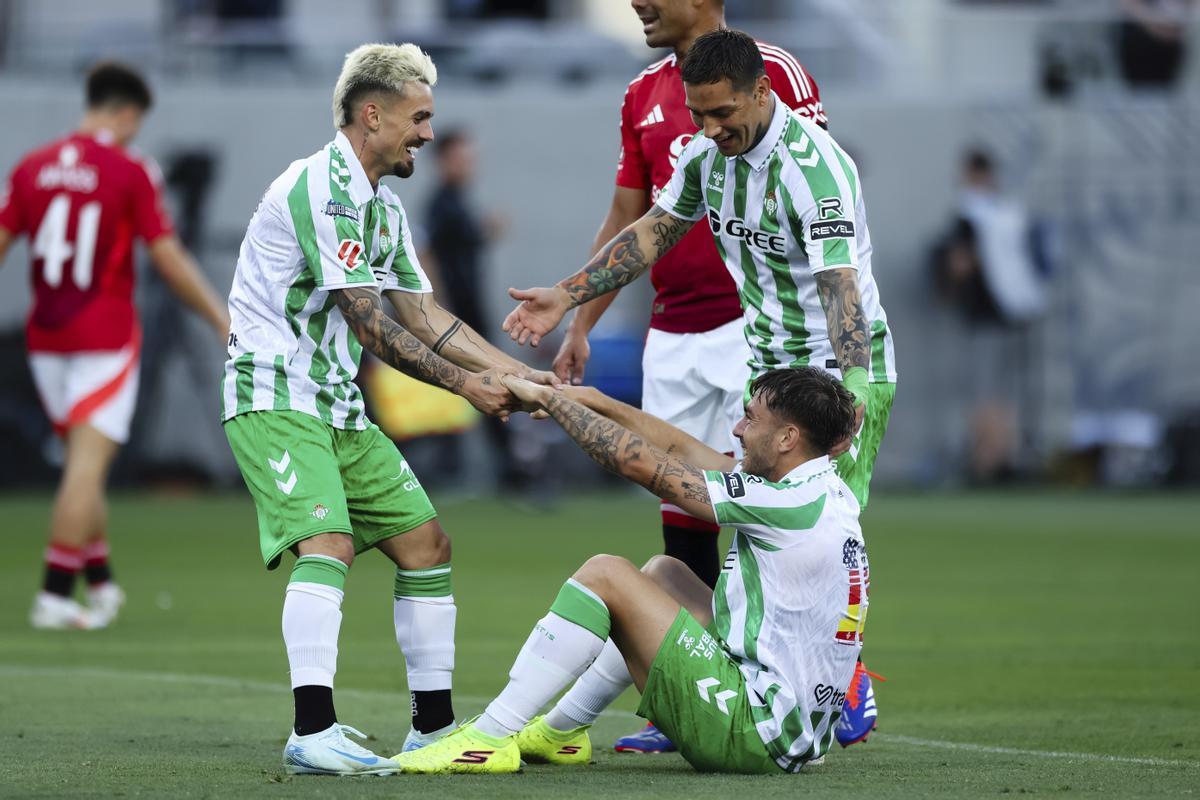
left=641, top=317, right=751, bottom=456
left=29, top=339, right=141, bottom=445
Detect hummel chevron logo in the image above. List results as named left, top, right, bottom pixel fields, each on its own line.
left=269, top=450, right=297, bottom=495
left=640, top=104, right=665, bottom=127
left=788, top=133, right=820, bottom=168
left=696, top=677, right=738, bottom=715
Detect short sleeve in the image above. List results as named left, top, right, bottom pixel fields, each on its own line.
left=0, top=167, right=25, bottom=235
left=654, top=138, right=708, bottom=222
left=614, top=86, right=649, bottom=190
left=378, top=198, right=431, bottom=294
left=761, top=44, right=828, bottom=128
left=703, top=468, right=828, bottom=547
left=791, top=144, right=859, bottom=275
left=130, top=157, right=175, bottom=243
left=285, top=164, right=375, bottom=291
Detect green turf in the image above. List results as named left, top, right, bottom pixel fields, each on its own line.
left=0, top=489, right=1197, bottom=798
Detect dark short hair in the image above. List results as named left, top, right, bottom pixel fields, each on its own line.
left=435, top=128, right=469, bottom=158
left=86, top=62, right=153, bottom=111
left=750, top=367, right=857, bottom=454
left=681, top=29, right=765, bottom=94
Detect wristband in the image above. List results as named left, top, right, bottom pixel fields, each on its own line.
left=841, top=366, right=869, bottom=408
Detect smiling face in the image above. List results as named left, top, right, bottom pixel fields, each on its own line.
left=684, top=74, right=772, bottom=157
left=369, top=81, right=435, bottom=179
left=733, top=390, right=794, bottom=480
left=630, top=0, right=703, bottom=49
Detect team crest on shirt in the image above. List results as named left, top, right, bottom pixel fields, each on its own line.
left=764, top=193, right=778, bottom=217
left=378, top=223, right=392, bottom=254
left=312, top=504, right=330, bottom=520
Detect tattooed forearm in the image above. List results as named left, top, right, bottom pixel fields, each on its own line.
left=544, top=392, right=711, bottom=510
left=334, top=286, right=467, bottom=393
left=815, top=268, right=870, bottom=373
left=648, top=205, right=693, bottom=256
left=556, top=207, right=692, bottom=308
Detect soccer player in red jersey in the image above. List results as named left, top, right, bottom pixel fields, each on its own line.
left=542, top=0, right=833, bottom=752
left=0, top=62, right=230, bottom=630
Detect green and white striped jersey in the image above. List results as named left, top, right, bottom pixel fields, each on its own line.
left=658, top=95, right=897, bottom=383
left=221, top=132, right=431, bottom=429
left=704, top=456, right=868, bottom=771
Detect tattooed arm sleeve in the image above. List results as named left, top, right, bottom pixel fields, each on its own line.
left=387, top=290, right=524, bottom=373
left=543, top=391, right=716, bottom=522
left=814, top=267, right=870, bottom=375
left=333, top=286, right=468, bottom=393
left=555, top=205, right=696, bottom=308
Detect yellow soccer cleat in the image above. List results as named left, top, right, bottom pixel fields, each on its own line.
left=515, top=715, right=592, bottom=765
left=390, top=719, right=520, bottom=774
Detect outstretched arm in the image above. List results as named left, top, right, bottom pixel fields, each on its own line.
left=815, top=266, right=869, bottom=442
left=334, top=286, right=514, bottom=416
left=554, top=185, right=649, bottom=384
left=502, top=205, right=696, bottom=347
left=504, top=377, right=716, bottom=522
left=386, top=290, right=554, bottom=383
left=563, top=385, right=735, bottom=473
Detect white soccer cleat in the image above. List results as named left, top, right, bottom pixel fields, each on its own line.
left=400, top=721, right=457, bottom=753
left=86, top=583, right=126, bottom=627
left=283, top=724, right=396, bottom=776
left=29, top=592, right=100, bottom=630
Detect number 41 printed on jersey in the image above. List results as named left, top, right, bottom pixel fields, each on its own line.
left=33, top=193, right=101, bottom=289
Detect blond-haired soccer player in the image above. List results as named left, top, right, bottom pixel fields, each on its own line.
left=221, top=43, right=547, bottom=775
left=393, top=367, right=868, bottom=775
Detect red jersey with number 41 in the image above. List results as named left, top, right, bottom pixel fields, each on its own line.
left=0, top=131, right=174, bottom=352
left=616, top=44, right=826, bottom=333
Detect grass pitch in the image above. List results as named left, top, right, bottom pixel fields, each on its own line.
left=0, top=489, right=1197, bottom=798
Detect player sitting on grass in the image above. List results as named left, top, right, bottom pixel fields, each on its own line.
left=391, top=366, right=870, bottom=774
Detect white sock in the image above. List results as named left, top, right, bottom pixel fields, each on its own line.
left=476, top=611, right=607, bottom=737
left=546, top=637, right=632, bottom=730
left=393, top=595, right=456, bottom=691
left=282, top=581, right=343, bottom=688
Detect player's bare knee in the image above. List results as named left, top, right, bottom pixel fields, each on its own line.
left=641, top=554, right=688, bottom=579
left=380, top=520, right=451, bottom=569
left=295, top=533, right=355, bottom=568
left=574, top=553, right=636, bottom=595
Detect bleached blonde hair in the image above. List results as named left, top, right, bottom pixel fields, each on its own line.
left=332, top=43, right=438, bottom=129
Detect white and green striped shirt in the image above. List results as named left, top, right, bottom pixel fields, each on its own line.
left=704, top=456, right=867, bottom=771
left=658, top=94, right=897, bottom=383
left=221, top=132, right=431, bottom=429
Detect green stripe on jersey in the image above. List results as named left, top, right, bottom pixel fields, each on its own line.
left=870, top=319, right=888, bottom=382
left=732, top=157, right=779, bottom=367
left=735, top=532, right=766, bottom=663
left=759, top=154, right=810, bottom=367
left=714, top=493, right=827, bottom=531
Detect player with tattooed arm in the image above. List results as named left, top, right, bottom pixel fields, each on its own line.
left=221, top=44, right=550, bottom=775
left=392, top=366, right=868, bottom=774
left=504, top=29, right=896, bottom=746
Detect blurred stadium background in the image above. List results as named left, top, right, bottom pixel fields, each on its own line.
left=1, top=0, right=1198, bottom=491
left=1, top=1, right=1198, bottom=797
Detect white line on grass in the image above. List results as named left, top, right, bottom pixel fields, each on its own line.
left=876, top=734, right=1196, bottom=768
left=3, top=664, right=1195, bottom=769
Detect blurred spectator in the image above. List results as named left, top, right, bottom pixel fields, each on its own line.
left=1115, top=0, right=1195, bottom=88
left=422, top=129, right=526, bottom=490
left=931, top=149, right=1052, bottom=483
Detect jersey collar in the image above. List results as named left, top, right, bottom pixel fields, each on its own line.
left=738, top=92, right=787, bottom=173
left=778, top=454, right=834, bottom=485
left=332, top=130, right=376, bottom=206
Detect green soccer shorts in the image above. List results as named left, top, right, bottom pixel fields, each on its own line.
left=636, top=609, right=780, bottom=775
left=224, top=410, right=437, bottom=569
